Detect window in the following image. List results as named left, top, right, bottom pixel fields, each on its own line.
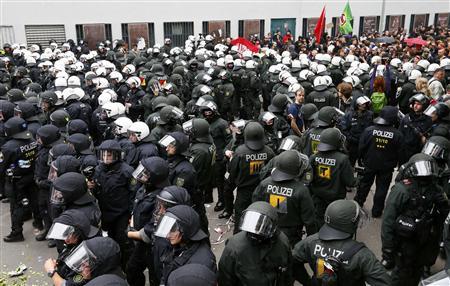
left=271, top=18, right=296, bottom=39
left=410, top=14, right=429, bottom=32
left=385, top=15, right=405, bottom=32
left=164, top=22, right=194, bottom=47
left=238, top=19, right=265, bottom=40
left=122, top=22, right=155, bottom=49
left=302, top=18, right=319, bottom=38
left=25, top=25, right=66, bottom=48
left=434, top=13, right=449, bottom=28
left=202, top=20, right=231, bottom=41
left=359, top=16, right=380, bottom=35
left=0, top=26, right=15, bottom=47
left=75, top=23, right=112, bottom=49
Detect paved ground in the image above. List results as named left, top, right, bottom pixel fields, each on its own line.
left=0, top=176, right=445, bottom=285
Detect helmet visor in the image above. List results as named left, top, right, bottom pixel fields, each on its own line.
left=171, top=107, right=184, bottom=120
left=65, top=242, right=98, bottom=273
left=422, top=141, right=445, bottom=160
left=182, top=119, right=194, bottom=134
left=154, top=214, right=179, bottom=238
left=195, top=97, right=206, bottom=107
left=132, top=162, right=150, bottom=184
left=46, top=222, right=75, bottom=240
left=424, top=105, right=437, bottom=117
left=279, top=138, right=297, bottom=151
left=408, top=160, right=437, bottom=177
left=98, top=149, right=121, bottom=164
left=239, top=210, right=275, bottom=238
left=48, top=161, right=58, bottom=182
left=50, top=187, right=65, bottom=205
left=158, top=134, right=176, bottom=148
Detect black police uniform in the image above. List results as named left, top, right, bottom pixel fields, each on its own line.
left=1, top=118, right=39, bottom=240
left=398, top=112, right=432, bottom=165
left=355, top=108, right=403, bottom=217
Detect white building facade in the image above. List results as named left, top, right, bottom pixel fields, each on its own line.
left=1, top=0, right=449, bottom=49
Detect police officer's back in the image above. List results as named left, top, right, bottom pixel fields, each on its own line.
left=293, top=199, right=390, bottom=286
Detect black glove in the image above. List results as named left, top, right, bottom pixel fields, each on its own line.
left=381, top=249, right=395, bottom=270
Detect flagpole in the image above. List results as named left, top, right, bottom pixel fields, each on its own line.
left=380, top=0, right=386, bottom=32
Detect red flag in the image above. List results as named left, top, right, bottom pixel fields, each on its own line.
left=314, top=6, right=326, bottom=44
left=230, top=37, right=259, bottom=53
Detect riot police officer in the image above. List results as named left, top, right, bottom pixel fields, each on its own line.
left=126, top=121, right=159, bottom=167
left=14, top=101, right=42, bottom=138
left=253, top=150, right=317, bottom=246
left=218, top=201, right=292, bottom=286
left=90, top=140, right=135, bottom=269
left=381, top=154, right=448, bottom=286
left=126, top=156, right=170, bottom=286
left=1, top=117, right=39, bottom=242
left=228, top=121, right=275, bottom=233
left=148, top=105, right=183, bottom=146
left=34, top=124, right=63, bottom=241
left=301, top=106, right=338, bottom=156
left=310, top=128, right=356, bottom=225
left=355, top=106, right=403, bottom=217
left=293, top=199, right=390, bottom=286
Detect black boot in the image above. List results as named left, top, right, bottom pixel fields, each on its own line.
left=4, top=232, right=24, bottom=242
left=218, top=210, right=232, bottom=219
left=35, top=229, right=48, bottom=241
left=214, top=202, right=225, bottom=212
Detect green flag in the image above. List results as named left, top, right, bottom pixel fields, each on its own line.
left=339, top=1, right=353, bottom=34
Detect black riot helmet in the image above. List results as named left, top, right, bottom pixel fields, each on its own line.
left=14, top=101, right=40, bottom=121
left=7, top=88, right=25, bottom=103
left=316, top=106, right=338, bottom=127
left=158, top=131, right=190, bottom=156
left=39, top=91, right=58, bottom=106
left=167, top=264, right=217, bottom=286
left=36, top=124, right=61, bottom=146
left=183, top=118, right=212, bottom=143
left=156, top=186, right=191, bottom=210
left=97, top=140, right=122, bottom=165
left=0, top=100, right=15, bottom=121
left=300, top=103, right=318, bottom=122
left=408, top=93, right=430, bottom=111
left=271, top=150, right=303, bottom=182
left=244, top=121, right=265, bottom=151
left=50, top=109, right=71, bottom=128
left=48, top=155, right=81, bottom=182
left=278, top=135, right=302, bottom=152
left=25, top=82, right=42, bottom=94
left=317, top=128, right=345, bottom=152
left=67, top=119, right=89, bottom=135
left=52, top=172, right=93, bottom=206
left=4, top=117, right=32, bottom=139
left=151, top=96, right=169, bottom=112
left=158, top=106, right=183, bottom=126
left=268, top=94, right=289, bottom=113
left=319, top=199, right=362, bottom=240
left=424, top=102, right=450, bottom=121
left=373, top=106, right=399, bottom=126
left=155, top=205, right=207, bottom=242
left=239, top=201, right=278, bottom=241
left=67, top=133, right=93, bottom=155
left=132, top=156, right=169, bottom=187
left=401, top=153, right=438, bottom=180
left=421, top=136, right=450, bottom=162
left=48, top=143, right=77, bottom=166
left=151, top=63, right=165, bottom=77
left=0, top=83, right=9, bottom=100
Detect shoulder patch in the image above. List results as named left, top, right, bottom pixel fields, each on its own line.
left=72, top=274, right=84, bottom=283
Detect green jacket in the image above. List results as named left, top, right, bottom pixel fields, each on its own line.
left=218, top=231, right=292, bottom=286
left=293, top=233, right=390, bottom=286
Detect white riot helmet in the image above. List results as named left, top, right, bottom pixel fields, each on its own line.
left=288, top=83, right=303, bottom=94
left=242, top=50, right=253, bottom=60
left=417, top=60, right=430, bottom=71
left=26, top=57, right=36, bottom=66
left=127, top=122, right=149, bottom=141
left=56, top=71, right=69, bottom=79
left=102, top=102, right=125, bottom=119
left=98, top=92, right=112, bottom=106
left=95, top=77, right=110, bottom=90
left=282, top=57, right=292, bottom=66
left=122, top=64, right=136, bottom=75
left=331, top=56, right=343, bottom=67
left=403, top=62, right=415, bottom=75
left=291, top=60, right=301, bottom=69
left=316, top=64, right=328, bottom=75
left=440, top=58, right=450, bottom=68
left=109, top=71, right=123, bottom=82
left=427, top=63, right=440, bottom=74
left=62, top=88, right=81, bottom=102
left=246, top=60, right=257, bottom=69
left=279, top=70, right=292, bottom=82
left=299, top=69, right=314, bottom=81
left=54, top=78, right=68, bottom=89
left=95, top=67, right=107, bottom=77
left=345, top=55, right=357, bottom=63
left=313, top=76, right=328, bottom=88
left=126, top=76, right=141, bottom=88
left=281, top=51, right=291, bottom=58
left=359, top=63, right=370, bottom=73
left=409, top=70, right=422, bottom=81
left=217, top=57, right=225, bottom=67
left=67, top=76, right=81, bottom=88
left=114, top=117, right=133, bottom=136
left=371, top=56, right=382, bottom=65
left=321, top=54, right=331, bottom=65
left=390, top=58, right=402, bottom=69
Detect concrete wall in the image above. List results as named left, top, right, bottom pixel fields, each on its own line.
left=1, top=0, right=449, bottom=45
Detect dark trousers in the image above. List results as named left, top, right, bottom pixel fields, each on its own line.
left=213, top=159, right=226, bottom=204
left=233, top=186, right=254, bottom=234
left=355, top=167, right=393, bottom=215
left=103, top=214, right=135, bottom=270
left=312, top=196, right=336, bottom=228
left=38, top=187, right=51, bottom=230
left=126, top=241, right=156, bottom=286
left=7, top=177, right=35, bottom=234
left=223, top=177, right=235, bottom=213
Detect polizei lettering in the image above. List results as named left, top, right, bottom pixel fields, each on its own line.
left=315, top=157, right=336, bottom=166
left=314, top=244, right=344, bottom=259
left=372, top=130, right=394, bottom=139
left=19, top=142, right=38, bottom=153
left=309, top=133, right=321, bottom=141
left=245, top=153, right=267, bottom=161
left=267, top=185, right=293, bottom=197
